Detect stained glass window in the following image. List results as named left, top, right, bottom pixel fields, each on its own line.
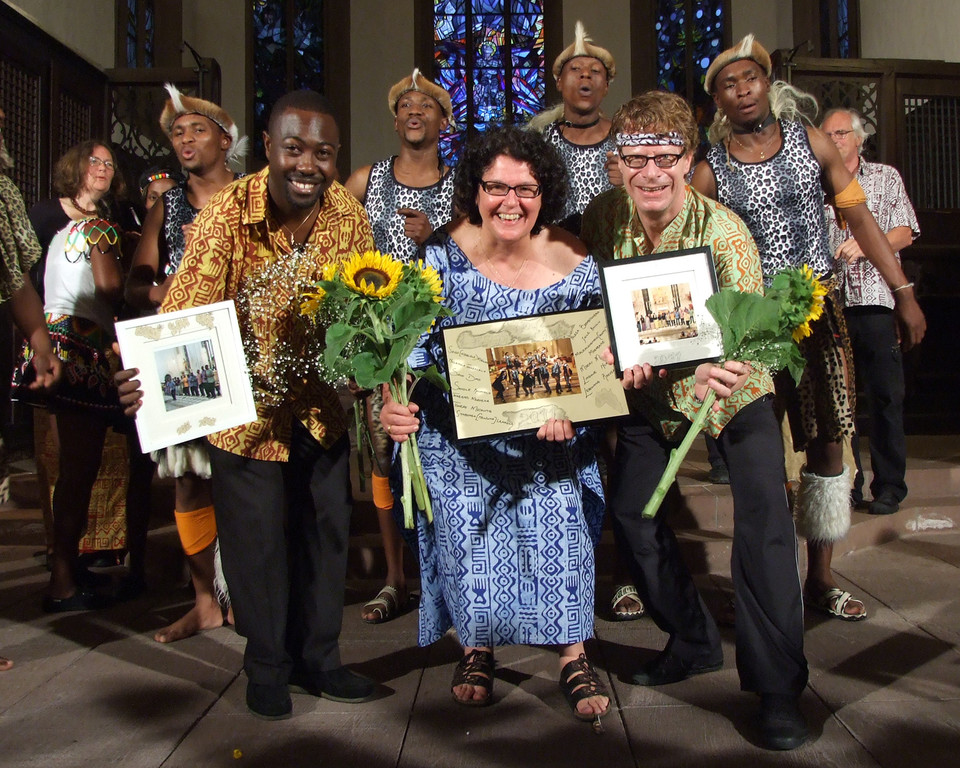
left=252, top=0, right=324, bottom=160
left=433, top=1, right=545, bottom=165
left=122, top=0, right=155, bottom=68
left=656, top=0, right=724, bottom=97
left=835, top=0, right=851, bottom=58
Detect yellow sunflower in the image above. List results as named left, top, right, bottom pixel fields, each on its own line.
left=300, top=289, right=324, bottom=317
left=417, top=261, right=445, bottom=302
left=320, top=262, right=339, bottom=282
left=792, top=264, right=828, bottom=342
left=341, top=250, right=403, bottom=299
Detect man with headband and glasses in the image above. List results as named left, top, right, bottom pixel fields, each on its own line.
left=582, top=91, right=808, bottom=751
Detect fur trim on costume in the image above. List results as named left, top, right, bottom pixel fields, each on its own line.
left=704, top=33, right=772, bottom=94
left=213, top=538, right=231, bottom=607
left=552, top=21, right=616, bottom=81
left=525, top=104, right=565, bottom=134
left=794, top=466, right=851, bottom=543
left=150, top=441, right=212, bottom=480
left=387, top=68, right=456, bottom=128
left=159, top=83, right=248, bottom=166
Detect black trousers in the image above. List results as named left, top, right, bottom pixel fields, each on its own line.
left=609, top=396, right=808, bottom=695
left=208, top=422, right=352, bottom=687
left=845, top=306, right=908, bottom=502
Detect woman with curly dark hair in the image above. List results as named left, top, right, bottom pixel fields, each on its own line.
left=14, top=140, right=148, bottom=613
left=380, top=124, right=610, bottom=723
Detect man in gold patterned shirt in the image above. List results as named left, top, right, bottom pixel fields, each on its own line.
left=153, top=90, right=375, bottom=719
left=582, top=91, right=807, bottom=750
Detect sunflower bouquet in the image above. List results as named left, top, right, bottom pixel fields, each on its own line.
left=301, top=250, right=451, bottom=528
left=641, top=264, right=827, bottom=518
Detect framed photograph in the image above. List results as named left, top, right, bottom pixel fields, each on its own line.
left=114, top=300, right=257, bottom=453
left=598, top=247, right=722, bottom=375
left=439, top=308, right=629, bottom=442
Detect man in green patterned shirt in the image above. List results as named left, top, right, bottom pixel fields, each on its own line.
left=582, top=91, right=808, bottom=751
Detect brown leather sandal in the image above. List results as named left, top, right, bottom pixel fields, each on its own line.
left=559, top=654, right=610, bottom=721
left=451, top=648, right=494, bottom=706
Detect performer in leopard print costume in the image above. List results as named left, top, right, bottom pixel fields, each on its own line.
left=693, top=34, right=926, bottom=623
left=345, top=69, right=456, bottom=625
left=527, top=21, right=619, bottom=236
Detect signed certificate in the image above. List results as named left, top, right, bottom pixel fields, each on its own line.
left=115, top=301, right=257, bottom=452
left=598, top=246, right=723, bottom=375
left=439, top=308, right=629, bottom=441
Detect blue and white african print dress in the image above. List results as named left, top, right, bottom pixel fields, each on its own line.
left=408, top=231, right=605, bottom=648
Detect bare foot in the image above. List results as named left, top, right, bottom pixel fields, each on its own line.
left=154, top=599, right=225, bottom=643
left=0, top=656, right=12, bottom=672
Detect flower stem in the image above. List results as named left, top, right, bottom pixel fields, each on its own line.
left=641, top=389, right=717, bottom=519
left=400, top=440, right=413, bottom=530
left=389, top=373, right=432, bottom=528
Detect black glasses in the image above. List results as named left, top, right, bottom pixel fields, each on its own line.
left=617, top=151, right=685, bottom=169
left=824, top=129, right=853, bottom=140
left=88, top=156, right=116, bottom=170
left=479, top=180, right=541, bottom=198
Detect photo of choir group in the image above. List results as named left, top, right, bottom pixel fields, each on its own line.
left=631, top=279, right=698, bottom=345
left=154, top=340, right=222, bottom=411
left=486, top=339, right=581, bottom=404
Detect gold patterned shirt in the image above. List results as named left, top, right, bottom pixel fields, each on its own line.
left=161, top=168, right=374, bottom=461
left=581, top=185, right=774, bottom=439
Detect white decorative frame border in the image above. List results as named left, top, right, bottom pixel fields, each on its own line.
left=598, top=246, right=723, bottom=375
left=114, top=300, right=257, bottom=452
left=440, top=308, right=629, bottom=442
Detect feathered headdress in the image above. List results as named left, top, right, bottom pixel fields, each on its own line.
left=552, top=21, right=616, bottom=81
left=387, top=68, right=456, bottom=128
left=704, top=34, right=772, bottom=94
left=159, top=83, right=249, bottom=166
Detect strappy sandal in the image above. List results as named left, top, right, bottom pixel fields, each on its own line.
left=559, top=653, right=610, bottom=722
left=804, top=587, right=867, bottom=622
left=362, top=585, right=415, bottom=624
left=610, top=584, right=644, bottom=621
left=451, top=648, right=494, bottom=706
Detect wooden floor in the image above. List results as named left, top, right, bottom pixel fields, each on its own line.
left=1, top=440, right=959, bottom=767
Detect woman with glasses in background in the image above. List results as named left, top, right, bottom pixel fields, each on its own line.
left=379, top=125, right=610, bottom=724
left=14, top=140, right=148, bottom=612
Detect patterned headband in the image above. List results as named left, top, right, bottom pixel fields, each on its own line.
left=143, top=171, right=175, bottom=185
left=616, top=131, right=685, bottom=147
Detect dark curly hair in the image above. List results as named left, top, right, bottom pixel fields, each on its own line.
left=52, top=140, right=126, bottom=200
left=452, top=124, right=567, bottom=235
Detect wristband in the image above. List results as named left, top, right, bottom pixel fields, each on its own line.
left=892, top=282, right=914, bottom=293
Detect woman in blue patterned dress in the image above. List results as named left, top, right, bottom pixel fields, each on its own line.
left=380, top=126, right=609, bottom=722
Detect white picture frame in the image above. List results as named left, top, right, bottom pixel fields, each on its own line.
left=598, top=247, right=723, bottom=375
left=114, top=300, right=257, bottom=452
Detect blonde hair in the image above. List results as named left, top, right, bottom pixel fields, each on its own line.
left=708, top=81, right=820, bottom=145
left=612, top=91, right=699, bottom=153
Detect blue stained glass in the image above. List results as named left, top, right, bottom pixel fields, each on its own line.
left=473, top=0, right=502, bottom=13
left=253, top=1, right=324, bottom=161
left=434, top=0, right=544, bottom=165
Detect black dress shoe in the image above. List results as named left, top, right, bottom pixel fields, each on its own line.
left=759, top=693, right=808, bottom=750
left=631, top=649, right=723, bottom=686
left=868, top=491, right=900, bottom=516
left=289, top=666, right=375, bottom=703
left=74, top=567, right=112, bottom=590
left=246, top=682, right=292, bottom=720
left=42, top=589, right=113, bottom=614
